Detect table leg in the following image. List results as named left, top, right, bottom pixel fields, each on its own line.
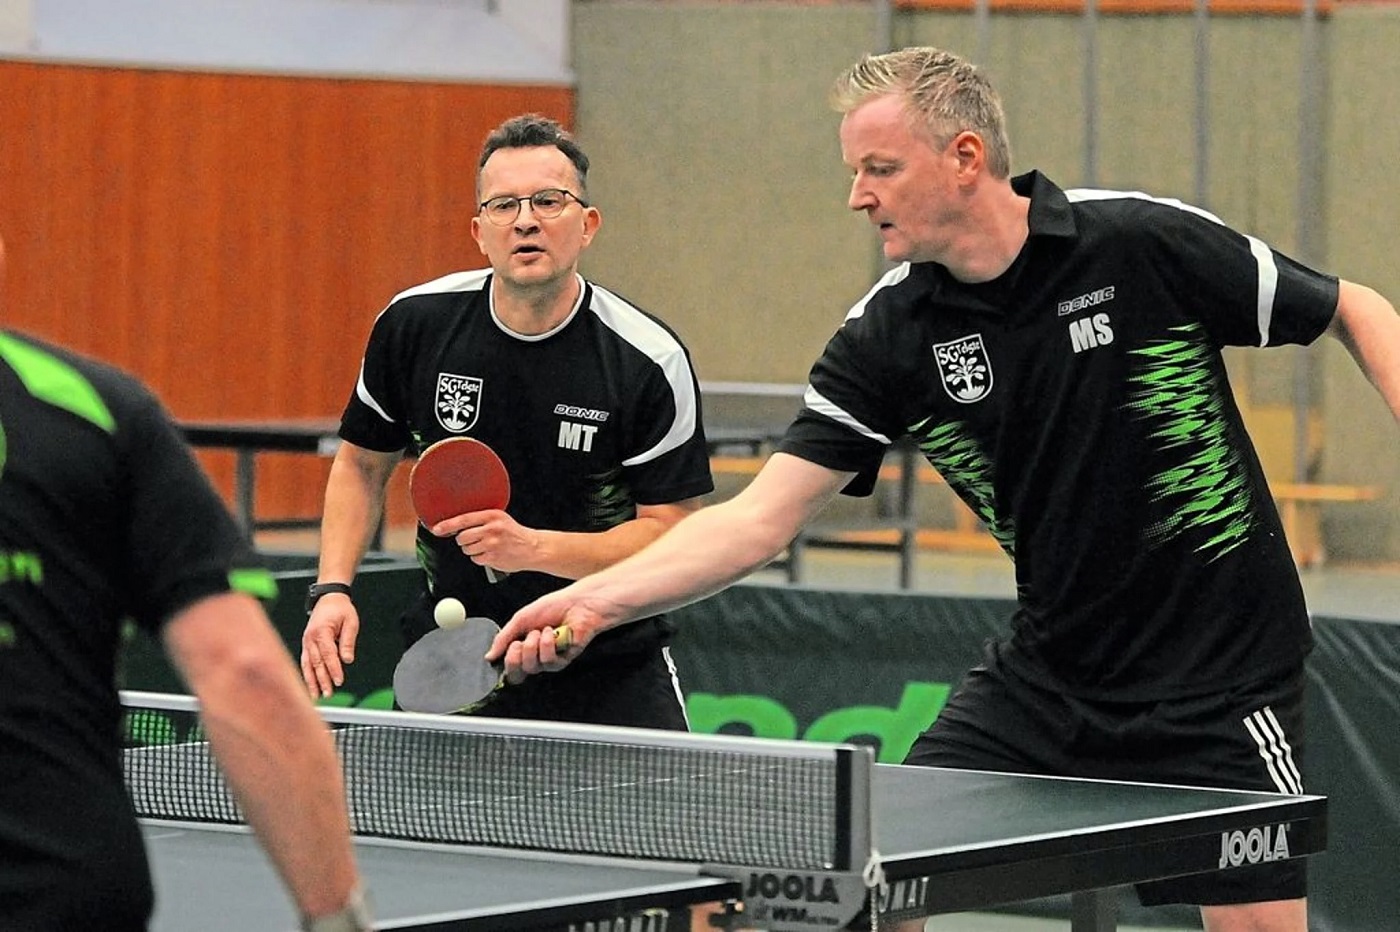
left=234, top=451, right=256, bottom=534
left=785, top=535, right=805, bottom=583
left=1071, top=889, right=1117, bottom=932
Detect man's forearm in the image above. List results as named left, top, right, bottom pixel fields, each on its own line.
left=317, top=448, right=395, bottom=583
left=530, top=500, right=699, bottom=580
left=585, top=500, right=793, bottom=620
left=1335, top=281, right=1400, bottom=422
left=165, top=594, right=361, bottom=920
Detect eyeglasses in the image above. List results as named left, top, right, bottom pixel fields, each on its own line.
left=477, top=188, right=588, bottom=226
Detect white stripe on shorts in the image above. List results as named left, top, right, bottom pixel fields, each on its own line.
left=1243, top=705, right=1304, bottom=795
left=661, top=646, right=690, bottom=730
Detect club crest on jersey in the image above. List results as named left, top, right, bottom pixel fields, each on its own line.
left=932, top=334, right=993, bottom=403
left=434, top=373, right=483, bottom=432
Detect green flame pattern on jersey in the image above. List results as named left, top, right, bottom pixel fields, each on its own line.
left=582, top=466, right=636, bottom=529
left=909, top=417, right=1014, bottom=556
left=1124, top=323, right=1252, bottom=560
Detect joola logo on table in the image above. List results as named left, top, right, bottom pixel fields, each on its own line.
left=1219, top=824, right=1291, bottom=869
left=744, top=872, right=841, bottom=902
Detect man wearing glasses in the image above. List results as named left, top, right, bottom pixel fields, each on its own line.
left=301, top=114, right=713, bottom=729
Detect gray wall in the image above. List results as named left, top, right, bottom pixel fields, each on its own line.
left=573, top=3, right=1400, bottom=562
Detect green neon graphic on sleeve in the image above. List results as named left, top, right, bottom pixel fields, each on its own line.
left=229, top=568, right=278, bottom=600
left=1124, top=325, right=1252, bottom=559
left=910, top=418, right=1014, bottom=555
left=0, top=333, right=116, bottom=433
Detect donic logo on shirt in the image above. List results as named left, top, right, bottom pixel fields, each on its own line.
left=434, top=373, right=483, bottom=432
left=932, top=334, right=993, bottom=403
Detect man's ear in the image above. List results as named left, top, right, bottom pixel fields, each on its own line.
left=470, top=216, right=488, bottom=257
left=951, top=131, right=985, bottom=178
left=580, top=205, right=602, bottom=247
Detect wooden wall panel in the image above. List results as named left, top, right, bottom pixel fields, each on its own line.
left=0, top=61, right=573, bottom=526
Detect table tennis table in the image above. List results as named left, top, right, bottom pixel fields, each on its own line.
left=177, top=417, right=343, bottom=534
left=124, top=692, right=1325, bottom=932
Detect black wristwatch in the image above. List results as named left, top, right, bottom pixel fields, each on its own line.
left=305, top=582, right=353, bottom=615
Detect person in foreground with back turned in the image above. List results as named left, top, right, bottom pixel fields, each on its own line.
left=300, top=114, right=712, bottom=728
left=0, top=234, right=372, bottom=931
left=491, top=47, right=1400, bottom=932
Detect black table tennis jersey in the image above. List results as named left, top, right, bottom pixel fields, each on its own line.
left=0, top=330, right=271, bottom=928
left=780, top=172, right=1338, bottom=701
left=340, top=270, right=713, bottom=660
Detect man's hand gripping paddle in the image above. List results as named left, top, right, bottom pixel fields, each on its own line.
left=410, top=436, right=511, bottom=583
left=392, top=613, right=572, bottom=714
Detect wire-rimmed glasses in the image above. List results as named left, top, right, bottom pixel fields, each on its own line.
left=477, top=188, right=588, bottom=226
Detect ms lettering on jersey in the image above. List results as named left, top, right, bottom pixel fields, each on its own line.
left=932, top=334, right=993, bottom=403
left=1068, top=312, right=1115, bottom=353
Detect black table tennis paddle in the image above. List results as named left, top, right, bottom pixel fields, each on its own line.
left=392, top=616, right=572, bottom=714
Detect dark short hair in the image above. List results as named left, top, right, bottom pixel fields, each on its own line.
left=477, top=114, right=590, bottom=197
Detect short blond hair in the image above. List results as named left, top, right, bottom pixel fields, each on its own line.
left=831, top=47, right=1012, bottom=179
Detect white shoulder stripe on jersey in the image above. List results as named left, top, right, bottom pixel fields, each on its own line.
left=807, top=264, right=905, bottom=449
left=354, top=361, right=394, bottom=424
left=1247, top=236, right=1280, bottom=348
left=803, top=386, right=893, bottom=446
left=354, top=269, right=493, bottom=426
left=1064, top=187, right=1279, bottom=348
left=1064, top=186, right=1226, bottom=224
left=1243, top=706, right=1304, bottom=795
left=844, top=263, right=912, bottom=323
left=588, top=284, right=702, bottom=467
left=389, top=267, right=491, bottom=305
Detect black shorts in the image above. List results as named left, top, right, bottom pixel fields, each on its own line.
left=472, top=645, right=689, bottom=731
left=904, top=643, right=1307, bottom=907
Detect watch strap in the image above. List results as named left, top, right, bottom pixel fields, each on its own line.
left=305, top=581, right=353, bottom=614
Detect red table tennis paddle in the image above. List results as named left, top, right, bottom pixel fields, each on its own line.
left=410, top=436, right=511, bottom=582
left=392, top=616, right=572, bottom=714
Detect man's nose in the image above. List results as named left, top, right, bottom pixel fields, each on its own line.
left=847, top=179, right=875, bottom=212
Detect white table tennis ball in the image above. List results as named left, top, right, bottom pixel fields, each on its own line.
left=433, top=597, right=467, bottom=629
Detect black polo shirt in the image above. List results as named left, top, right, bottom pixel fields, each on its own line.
left=0, top=330, right=271, bottom=928
left=341, top=270, right=713, bottom=662
left=780, top=172, right=1338, bottom=701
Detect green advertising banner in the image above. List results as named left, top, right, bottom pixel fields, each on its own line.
left=667, top=584, right=1005, bottom=762
left=119, top=565, right=1400, bottom=931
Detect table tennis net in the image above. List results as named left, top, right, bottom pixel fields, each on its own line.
left=121, top=691, right=868, bottom=872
